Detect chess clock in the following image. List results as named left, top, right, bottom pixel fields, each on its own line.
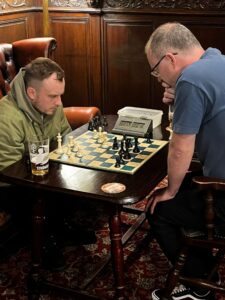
left=112, top=115, right=153, bottom=137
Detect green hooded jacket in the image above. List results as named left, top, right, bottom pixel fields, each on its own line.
left=0, top=68, right=72, bottom=171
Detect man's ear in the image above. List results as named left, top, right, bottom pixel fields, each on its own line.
left=26, top=86, right=36, bottom=101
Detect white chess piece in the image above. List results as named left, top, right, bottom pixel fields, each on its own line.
left=56, top=133, right=63, bottom=154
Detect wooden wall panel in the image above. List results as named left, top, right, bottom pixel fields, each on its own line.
left=50, top=13, right=102, bottom=109
left=102, top=13, right=225, bottom=115
left=0, top=13, right=34, bottom=43
left=102, top=15, right=154, bottom=114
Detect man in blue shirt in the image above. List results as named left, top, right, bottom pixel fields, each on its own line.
left=145, top=22, right=225, bottom=300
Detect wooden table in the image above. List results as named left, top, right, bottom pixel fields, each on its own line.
left=0, top=115, right=169, bottom=300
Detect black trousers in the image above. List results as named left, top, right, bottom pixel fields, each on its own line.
left=148, top=179, right=225, bottom=279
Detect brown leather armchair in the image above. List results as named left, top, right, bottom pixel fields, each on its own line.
left=0, top=37, right=101, bottom=129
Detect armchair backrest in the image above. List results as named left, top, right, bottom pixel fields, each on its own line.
left=0, top=37, right=57, bottom=98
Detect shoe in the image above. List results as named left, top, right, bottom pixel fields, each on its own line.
left=42, top=235, right=66, bottom=272
left=152, top=284, right=213, bottom=300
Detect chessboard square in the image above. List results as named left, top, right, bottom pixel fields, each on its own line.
left=88, top=161, right=103, bottom=167
left=126, top=161, right=139, bottom=167
left=79, top=141, right=91, bottom=147
left=90, top=151, right=102, bottom=156
left=71, top=157, right=81, bottom=163
left=132, top=158, right=144, bottom=163
left=137, top=146, right=145, bottom=151
left=84, top=146, right=98, bottom=151
left=105, top=158, right=115, bottom=164
left=95, top=157, right=107, bottom=162
left=80, top=150, right=91, bottom=156
left=83, top=155, right=95, bottom=160
left=108, top=149, right=117, bottom=154
left=121, top=165, right=135, bottom=171
left=101, top=162, right=113, bottom=168
left=141, top=143, right=149, bottom=147
left=95, top=148, right=106, bottom=153
left=140, top=150, right=152, bottom=155
left=136, top=154, right=149, bottom=160
left=149, top=144, right=160, bottom=148
left=100, top=153, right=113, bottom=159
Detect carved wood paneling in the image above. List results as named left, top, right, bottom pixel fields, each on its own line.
left=50, top=0, right=101, bottom=8
left=103, top=0, right=225, bottom=10
left=0, top=0, right=27, bottom=10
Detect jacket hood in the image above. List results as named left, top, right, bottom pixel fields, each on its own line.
left=9, top=68, right=54, bottom=125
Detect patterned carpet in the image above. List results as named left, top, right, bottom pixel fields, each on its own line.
left=0, top=179, right=224, bottom=300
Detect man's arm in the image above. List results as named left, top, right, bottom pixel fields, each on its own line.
left=167, top=133, right=196, bottom=196
left=148, top=132, right=195, bottom=214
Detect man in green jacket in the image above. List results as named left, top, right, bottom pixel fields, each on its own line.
left=0, top=57, right=71, bottom=171
left=0, top=57, right=72, bottom=271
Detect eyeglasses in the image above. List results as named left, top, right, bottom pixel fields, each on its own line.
left=150, top=53, right=178, bottom=77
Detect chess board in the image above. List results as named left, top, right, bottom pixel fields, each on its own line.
left=49, top=131, right=168, bottom=175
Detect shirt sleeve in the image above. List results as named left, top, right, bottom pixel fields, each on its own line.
left=173, top=81, right=208, bottom=135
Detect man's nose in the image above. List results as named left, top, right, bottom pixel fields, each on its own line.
left=55, top=96, right=62, bottom=106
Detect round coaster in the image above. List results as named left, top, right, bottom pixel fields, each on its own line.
left=101, top=182, right=126, bottom=194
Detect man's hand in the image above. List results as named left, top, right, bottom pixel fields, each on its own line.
left=161, top=82, right=175, bottom=105
left=148, top=187, right=174, bottom=214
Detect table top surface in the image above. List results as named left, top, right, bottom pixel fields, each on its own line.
left=0, top=115, right=169, bottom=205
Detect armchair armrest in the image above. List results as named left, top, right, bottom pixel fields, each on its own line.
left=63, top=106, right=101, bottom=129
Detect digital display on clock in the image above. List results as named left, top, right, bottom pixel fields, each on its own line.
left=119, top=120, right=132, bottom=127
left=132, top=122, right=145, bottom=129
left=112, top=115, right=153, bottom=137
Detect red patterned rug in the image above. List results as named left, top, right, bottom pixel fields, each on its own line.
left=0, top=178, right=224, bottom=300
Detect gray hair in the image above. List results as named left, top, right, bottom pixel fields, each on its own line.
left=145, top=22, right=202, bottom=58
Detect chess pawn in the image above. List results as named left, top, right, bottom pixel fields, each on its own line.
left=68, top=135, right=74, bottom=147
left=76, top=147, right=83, bottom=158
left=93, top=129, right=98, bottom=139
left=66, top=146, right=72, bottom=156
left=97, top=127, right=104, bottom=143
left=102, top=132, right=108, bottom=148
left=72, top=142, right=79, bottom=152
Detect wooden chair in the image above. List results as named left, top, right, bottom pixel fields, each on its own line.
left=161, top=176, right=225, bottom=299
left=0, top=37, right=101, bottom=129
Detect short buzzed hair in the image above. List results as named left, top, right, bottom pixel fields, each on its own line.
left=145, top=22, right=202, bottom=58
left=24, top=57, right=65, bottom=88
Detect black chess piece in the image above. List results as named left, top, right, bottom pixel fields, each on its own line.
left=88, top=120, right=94, bottom=131
left=115, top=156, right=121, bottom=168
left=145, top=131, right=153, bottom=143
left=112, top=137, right=119, bottom=150
left=93, top=116, right=98, bottom=130
left=119, top=153, right=125, bottom=164
left=122, top=134, right=127, bottom=142
left=118, top=140, right=125, bottom=155
left=102, top=116, right=108, bottom=127
left=126, top=138, right=132, bottom=148
left=133, top=137, right=140, bottom=153
left=123, top=144, right=131, bottom=160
